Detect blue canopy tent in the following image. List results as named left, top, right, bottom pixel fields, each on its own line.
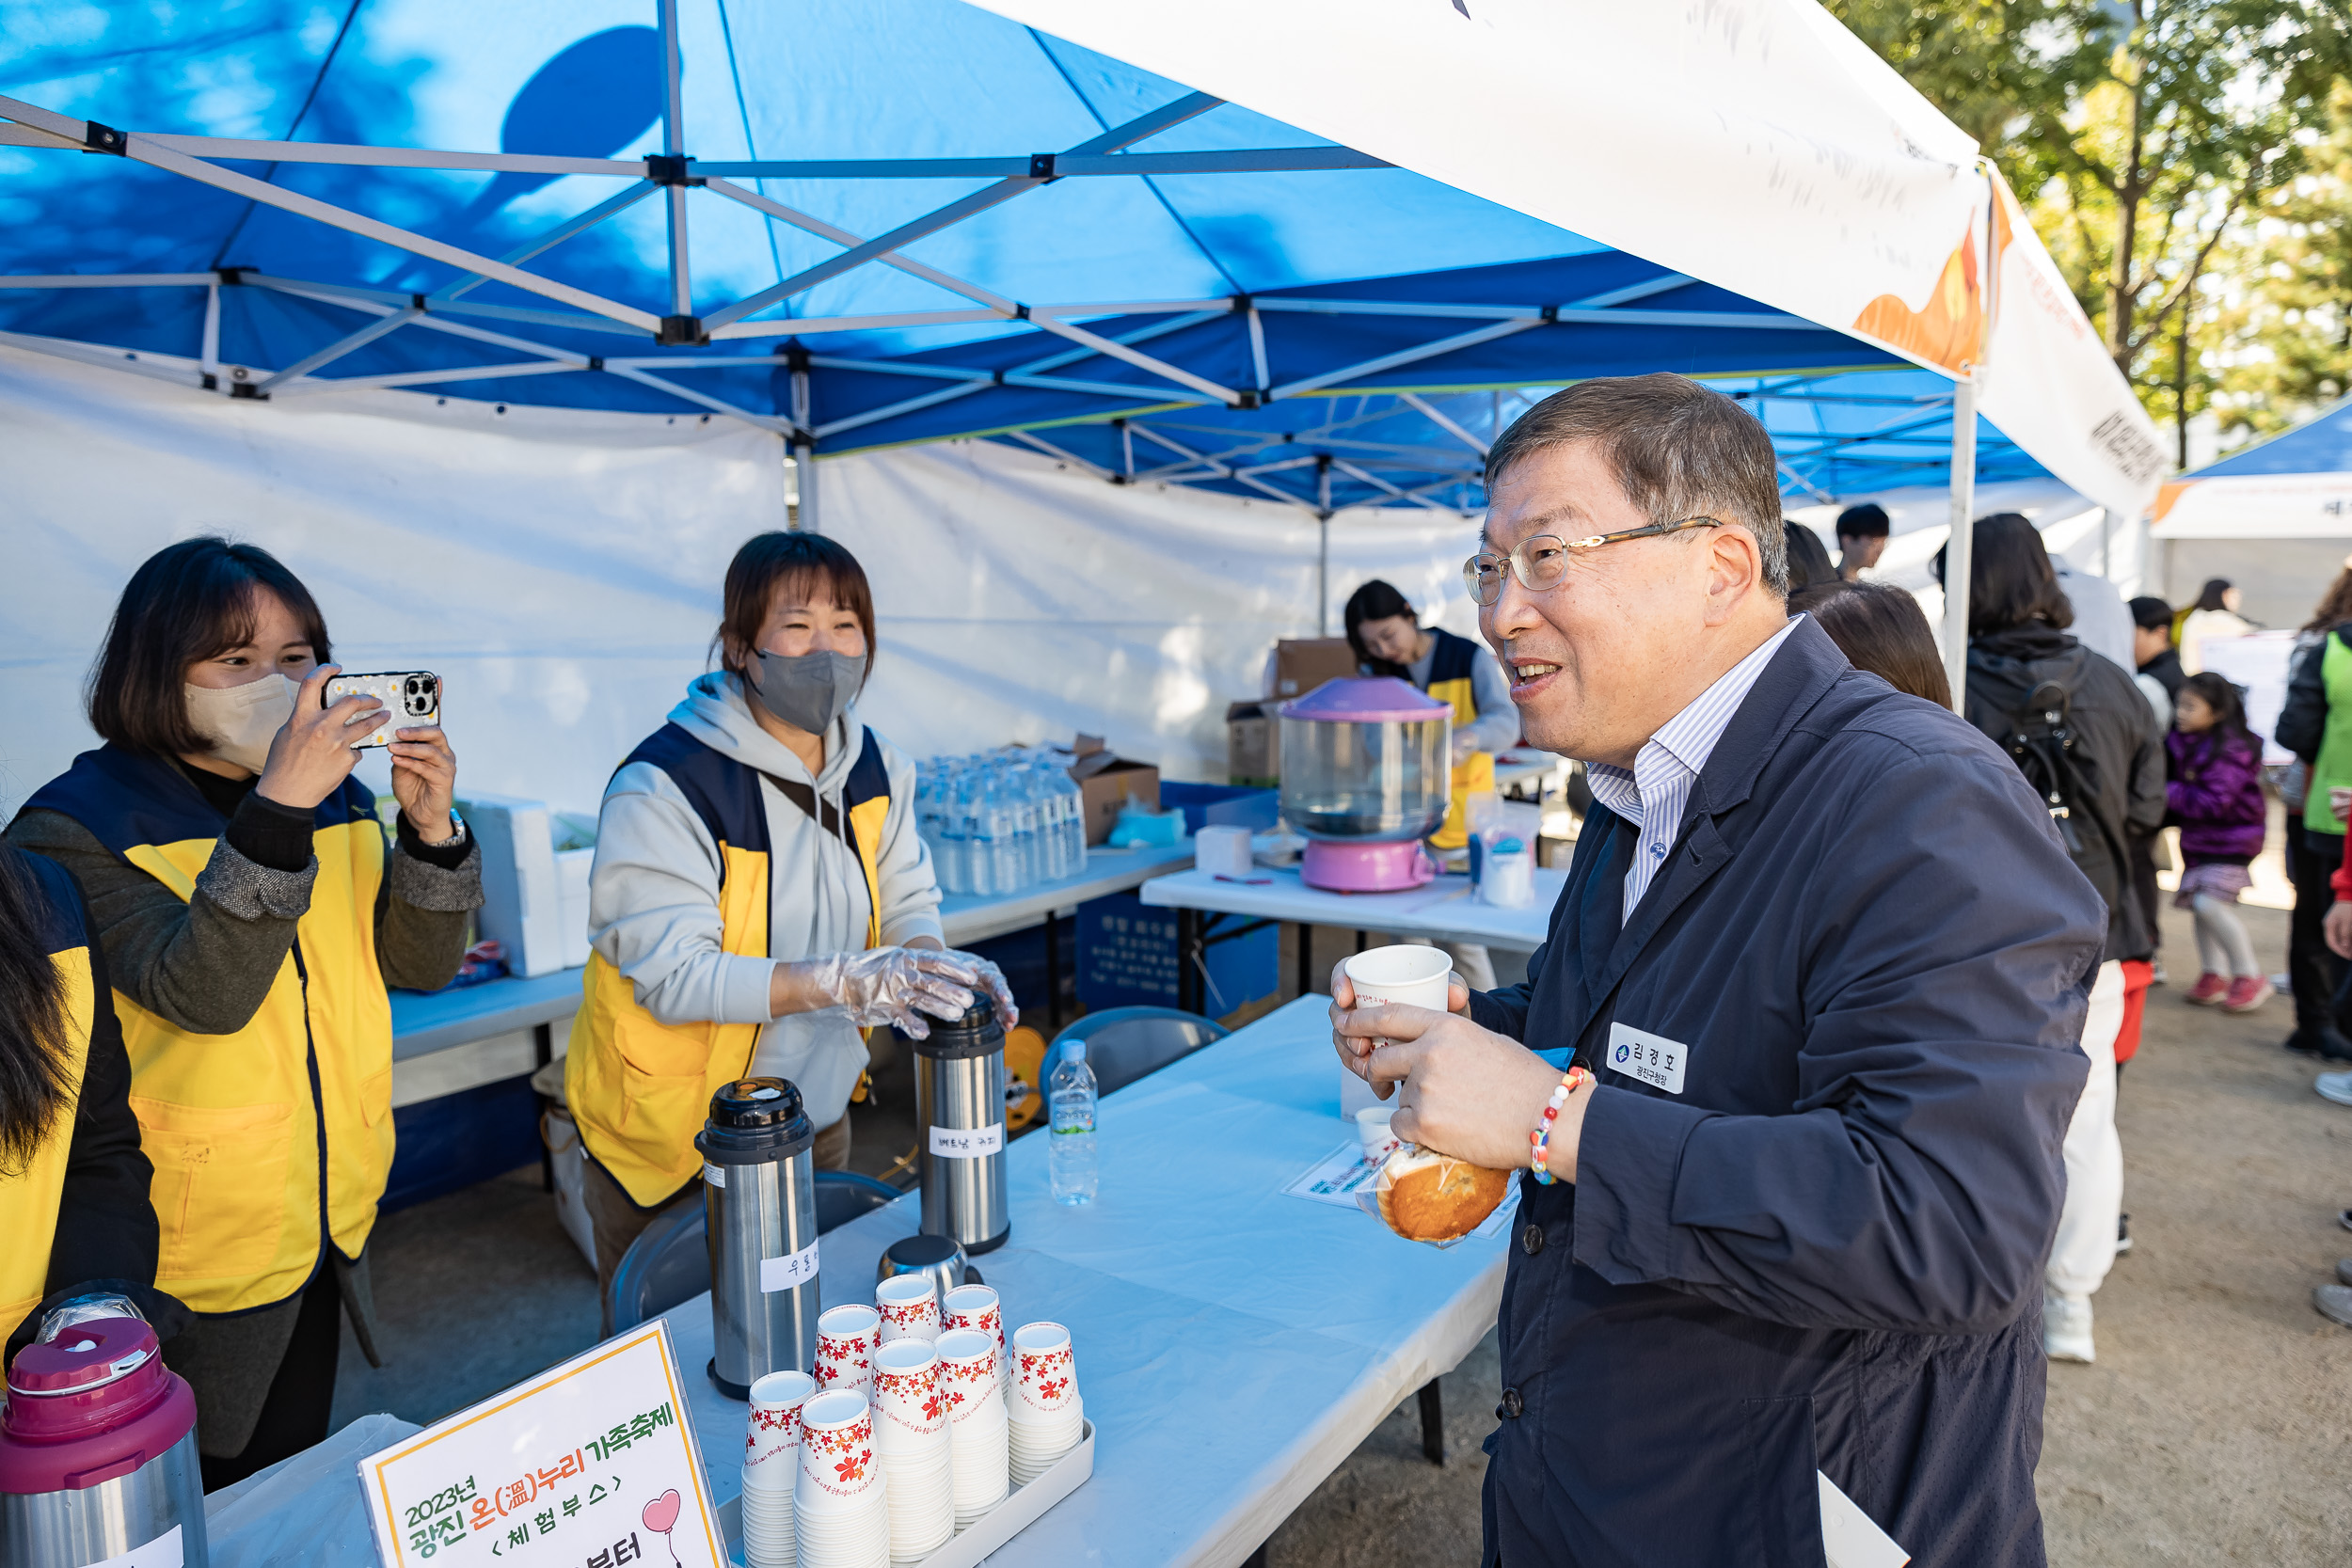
left=1, top=0, right=1902, bottom=533
left=992, top=368, right=2057, bottom=516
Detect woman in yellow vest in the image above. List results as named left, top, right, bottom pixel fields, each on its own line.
left=6, top=537, right=481, bottom=1487
left=0, top=843, right=184, bottom=1358
left=1343, top=579, right=1520, bottom=758
left=569, top=531, right=1012, bottom=1325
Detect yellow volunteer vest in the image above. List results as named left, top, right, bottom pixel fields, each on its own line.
left=569, top=723, right=891, bottom=1210
left=23, top=748, right=394, bottom=1315
left=0, top=857, right=99, bottom=1334
left=1423, top=627, right=1493, bottom=851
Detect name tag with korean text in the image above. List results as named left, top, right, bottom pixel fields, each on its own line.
left=929, top=1123, right=1005, bottom=1158
left=1606, top=1022, right=1689, bottom=1095
left=759, top=1239, right=819, bottom=1294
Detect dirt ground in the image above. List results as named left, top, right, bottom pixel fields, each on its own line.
left=1263, top=896, right=2352, bottom=1567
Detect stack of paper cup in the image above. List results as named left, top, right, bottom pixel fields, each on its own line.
left=1006, top=1322, right=1083, bottom=1484
left=795, top=1389, right=890, bottom=1568
left=868, top=1339, right=955, bottom=1564
left=874, top=1275, right=942, bottom=1345
left=941, top=1284, right=1008, bottom=1396
left=935, top=1328, right=1009, bottom=1527
left=742, top=1370, right=815, bottom=1568
left=817, top=1305, right=881, bottom=1397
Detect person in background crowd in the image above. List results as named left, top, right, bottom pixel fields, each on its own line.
left=2271, top=565, right=2352, bottom=1060
left=0, top=843, right=185, bottom=1359
left=1781, top=518, right=1836, bottom=594
left=1336, top=374, right=2098, bottom=1567
left=2047, top=551, right=2138, bottom=673
left=1785, top=578, right=1950, bottom=706
left=1343, top=579, right=1519, bottom=760
left=1950, top=512, right=2164, bottom=1363
left=568, top=532, right=1014, bottom=1334
left=2275, top=565, right=2352, bottom=1059
left=2131, top=595, right=2185, bottom=718
left=1835, top=500, right=1890, bottom=578
left=2311, top=841, right=2352, bottom=1325
left=2179, top=578, right=2257, bottom=673
left=2168, top=673, right=2273, bottom=1013
left=4, top=537, right=483, bottom=1488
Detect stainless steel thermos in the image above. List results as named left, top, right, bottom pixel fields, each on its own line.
left=912, top=995, right=1010, bottom=1255
left=0, top=1306, right=208, bottom=1568
left=697, top=1077, right=819, bottom=1399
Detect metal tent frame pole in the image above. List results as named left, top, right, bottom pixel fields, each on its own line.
left=1942, top=165, right=2000, bottom=717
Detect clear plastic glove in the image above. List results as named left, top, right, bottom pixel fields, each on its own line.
left=793, top=946, right=1019, bottom=1038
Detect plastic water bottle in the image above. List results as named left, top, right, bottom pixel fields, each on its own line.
left=1049, top=764, right=1087, bottom=873
left=1048, top=1041, right=1099, bottom=1206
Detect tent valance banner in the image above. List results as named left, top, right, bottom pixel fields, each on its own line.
left=2153, top=393, right=2352, bottom=540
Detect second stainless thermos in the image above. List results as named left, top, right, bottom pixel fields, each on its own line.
left=697, top=1077, right=819, bottom=1398
left=913, top=996, right=1010, bottom=1254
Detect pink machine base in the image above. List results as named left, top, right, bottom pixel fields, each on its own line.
left=1300, top=838, right=1436, bottom=894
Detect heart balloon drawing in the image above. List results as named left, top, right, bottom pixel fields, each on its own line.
left=642, top=1489, right=682, bottom=1564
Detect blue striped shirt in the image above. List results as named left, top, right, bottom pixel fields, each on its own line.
left=1584, top=617, right=1803, bottom=924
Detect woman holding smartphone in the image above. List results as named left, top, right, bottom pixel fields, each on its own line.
left=569, top=531, right=1012, bottom=1326
left=5, top=535, right=481, bottom=1487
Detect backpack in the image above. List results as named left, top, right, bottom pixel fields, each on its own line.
left=2003, top=679, right=2126, bottom=913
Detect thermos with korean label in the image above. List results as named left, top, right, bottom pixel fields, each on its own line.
left=697, top=1078, right=818, bottom=1398
left=912, top=996, right=1011, bottom=1254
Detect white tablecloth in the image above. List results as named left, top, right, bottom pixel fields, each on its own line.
left=1138, top=866, right=1563, bottom=953
left=659, top=995, right=1509, bottom=1568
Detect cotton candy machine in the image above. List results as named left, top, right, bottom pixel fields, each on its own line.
left=1277, top=678, right=1452, bottom=892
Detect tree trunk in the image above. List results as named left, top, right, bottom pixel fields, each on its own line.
left=2107, top=8, right=2153, bottom=378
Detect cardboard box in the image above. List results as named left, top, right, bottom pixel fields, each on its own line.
left=1068, top=737, right=1160, bottom=845
left=1271, top=637, right=1358, bottom=700
left=1227, top=701, right=1278, bottom=785
left=464, top=792, right=595, bottom=977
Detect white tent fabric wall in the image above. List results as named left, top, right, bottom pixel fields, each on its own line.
left=0, top=346, right=1466, bottom=816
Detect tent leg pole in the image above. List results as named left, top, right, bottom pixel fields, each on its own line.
left=2099, top=507, right=2112, bottom=579
left=1944, top=376, right=1978, bottom=715
left=796, top=441, right=819, bottom=533
left=1317, top=516, right=1330, bottom=638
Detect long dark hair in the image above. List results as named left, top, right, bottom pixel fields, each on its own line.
left=1788, top=580, right=1951, bottom=707
left=712, top=531, right=878, bottom=688
left=1781, top=520, right=1836, bottom=594
left=1343, top=579, right=1416, bottom=679
left=1934, top=513, right=2074, bottom=637
left=88, top=537, right=332, bottom=756
left=0, top=847, right=74, bottom=1172
left=2303, top=562, right=2352, bottom=634
left=2194, top=578, right=2234, bottom=613
left=2179, top=672, right=2255, bottom=753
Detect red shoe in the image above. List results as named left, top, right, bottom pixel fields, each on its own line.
left=2223, top=975, right=2275, bottom=1013
left=2185, top=973, right=2229, bottom=1005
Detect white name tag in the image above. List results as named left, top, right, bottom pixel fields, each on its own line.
left=929, top=1123, right=1005, bottom=1158
left=1606, top=1022, right=1689, bottom=1095
left=759, top=1240, right=820, bottom=1293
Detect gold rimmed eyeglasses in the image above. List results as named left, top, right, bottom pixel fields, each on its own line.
left=1462, top=516, right=1724, bottom=607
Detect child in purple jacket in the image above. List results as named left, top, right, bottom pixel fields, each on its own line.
left=2170, top=672, right=2272, bottom=1011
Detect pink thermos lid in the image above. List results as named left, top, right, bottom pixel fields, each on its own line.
left=0, top=1315, right=199, bottom=1493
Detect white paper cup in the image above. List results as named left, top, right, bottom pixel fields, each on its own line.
left=1009, top=1323, right=1078, bottom=1416
left=941, top=1285, right=1006, bottom=1392
left=747, top=1369, right=817, bottom=1470
left=1355, top=1105, right=1398, bottom=1163
left=816, top=1305, right=881, bottom=1396
left=796, top=1390, right=882, bottom=1511
left=1343, top=943, right=1454, bottom=1010
left=874, top=1275, right=942, bottom=1345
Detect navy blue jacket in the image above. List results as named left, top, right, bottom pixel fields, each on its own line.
left=1474, top=618, right=2100, bottom=1568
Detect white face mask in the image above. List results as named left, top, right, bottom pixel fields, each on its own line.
left=183, top=674, right=299, bottom=774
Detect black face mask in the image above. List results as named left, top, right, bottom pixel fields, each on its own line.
left=748, top=649, right=865, bottom=736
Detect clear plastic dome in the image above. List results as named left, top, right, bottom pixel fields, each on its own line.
left=1277, top=679, right=1451, bottom=843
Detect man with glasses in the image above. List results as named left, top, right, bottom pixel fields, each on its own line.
left=1331, top=373, right=2102, bottom=1568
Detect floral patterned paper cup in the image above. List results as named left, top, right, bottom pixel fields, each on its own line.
left=874, top=1274, right=942, bottom=1345
left=934, top=1328, right=1005, bottom=1426
left=816, top=1304, right=881, bottom=1396
left=795, top=1389, right=882, bottom=1511
left=744, top=1368, right=817, bottom=1472
left=942, top=1284, right=1005, bottom=1387
left=869, top=1338, right=950, bottom=1448
left=1011, top=1322, right=1078, bottom=1416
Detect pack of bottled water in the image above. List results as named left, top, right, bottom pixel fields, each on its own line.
left=914, top=750, right=1089, bottom=897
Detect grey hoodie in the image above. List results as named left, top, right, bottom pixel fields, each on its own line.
left=586, top=672, right=944, bottom=1132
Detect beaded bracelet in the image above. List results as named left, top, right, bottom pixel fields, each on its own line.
left=1528, top=1066, right=1593, bottom=1185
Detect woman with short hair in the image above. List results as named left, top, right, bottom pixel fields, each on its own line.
left=6, top=535, right=481, bottom=1486
left=567, top=531, right=1012, bottom=1330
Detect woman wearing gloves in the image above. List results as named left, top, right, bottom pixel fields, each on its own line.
left=7, top=536, right=480, bottom=1486
left=568, top=531, right=1011, bottom=1323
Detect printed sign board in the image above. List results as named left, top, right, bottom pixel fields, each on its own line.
left=358, top=1321, right=723, bottom=1568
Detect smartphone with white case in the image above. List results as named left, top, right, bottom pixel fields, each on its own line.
left=323, top=671, right=441, bottom=749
